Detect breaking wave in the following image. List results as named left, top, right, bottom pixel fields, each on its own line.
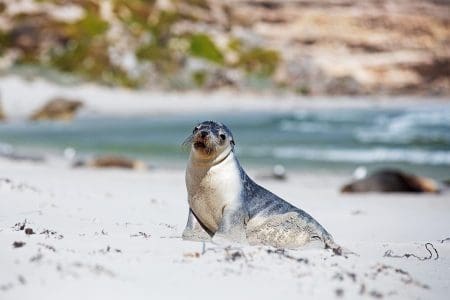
left=242, top=146, right=450, bottom=165
left=355, top=109, right=450, bottom=144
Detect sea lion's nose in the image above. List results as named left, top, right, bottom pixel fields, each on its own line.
left=200, top=131, right=208, bottom=138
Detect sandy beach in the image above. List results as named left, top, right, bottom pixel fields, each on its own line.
left=1, top=0, right=449, bottom=298
left=1, top=156, right=449, bottom=300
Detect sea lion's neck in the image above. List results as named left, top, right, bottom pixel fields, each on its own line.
left=188, top=148, right=234, bottom=169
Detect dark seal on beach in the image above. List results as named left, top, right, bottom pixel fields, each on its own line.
left=182, top=120, right=343, bottom=255
left=341, top=169, right=440, bottom=193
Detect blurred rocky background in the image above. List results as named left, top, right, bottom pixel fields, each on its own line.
left=0, top=0, right=449, bottom=95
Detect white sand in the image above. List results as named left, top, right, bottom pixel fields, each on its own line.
left=1, top=157, right=449, bottom=299
left=1, top=75, right=449, bottom=119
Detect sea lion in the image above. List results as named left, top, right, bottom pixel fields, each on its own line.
left=0, top=100, right=6, bottom=121
left=182, top=121, right=342, bottom=254
left=341, top=169, right=440, bottom=193
left=30, top=98, right=83, bottom=121
left=73, top=155, right=147, bottom=170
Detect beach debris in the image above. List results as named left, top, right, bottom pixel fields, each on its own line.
left=341, top=169, right=440, bottom=193
left=0, top=283, right=13, bottom=292
left=30, top=98, right=83, bottom=121
left=440, top=237, right=450, bottom=243
left=332, top=272, right=346, bottom=282
left=149, top=198, right=161, bottom=205
left=38, top=243, right=56, bottom=252
left=17, top=275, right=26, bottom=285
left=40, top=229, right=64, bottom=240
left=98, top=246, right=122, bottom=254
left=383, top=243, right=439, bottom=261
left=1, top=178, right=40, bottom=192
left=13, top=219, right=27, bottom=231
left=93, top=229, right=108, bottom=236
left=369, top=290, right=383, bottom=298
left=371, top=263, right=429, bottom=289
left=73, top=155, right=148, bottom=170
left=12, top=241, right=26, bottom=248
left=266, top=248, right=309, bottom=264
left=359, top=284, right=366, bottom=295
left=225, top=249, right=246, bottom=262
left=199, top=246, right=250, bottom=264
left=72, top=263, right=116, bottom=277
left=183, top=252, right=201, bottom=258
left=159, top=223, right=176, bottom=230
left=130, top=232, right=151, bottom=238
left=335, top=288, right=344, bottom=297
left=219, top=248, right=250, bottom=269
left=30, top=252, right=43, bottom=263
left=24, top=228, right=35, bottom=235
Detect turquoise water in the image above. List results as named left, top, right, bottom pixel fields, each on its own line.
left=1, top=106, right=449, bottom=179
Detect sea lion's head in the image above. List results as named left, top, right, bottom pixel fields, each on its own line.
left=184, top=121, right=235, bottom=161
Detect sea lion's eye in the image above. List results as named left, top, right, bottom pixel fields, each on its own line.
left=219, top=134, right=226, bottom=140
left=193, top=127, right=198, bottom=134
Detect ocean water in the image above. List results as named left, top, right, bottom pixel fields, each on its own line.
left=1, top=105, right=449, bottom=179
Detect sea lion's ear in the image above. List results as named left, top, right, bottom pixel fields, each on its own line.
left=230, top=140, right=235, bottom=146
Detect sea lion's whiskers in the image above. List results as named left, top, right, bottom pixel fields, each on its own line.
left=181, top=134, right=194, bottom=149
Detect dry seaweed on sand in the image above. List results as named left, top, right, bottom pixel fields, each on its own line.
left=383, top=243, right=439, bottom=261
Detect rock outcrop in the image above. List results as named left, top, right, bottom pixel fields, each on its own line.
left=232, top=0, right=450, bottom=95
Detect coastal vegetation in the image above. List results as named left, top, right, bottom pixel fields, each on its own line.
left=0, top=0, right=280, bottom=90
left=0, top=0, right=448, bottom=94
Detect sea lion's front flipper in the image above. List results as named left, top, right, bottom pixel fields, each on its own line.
left=182, top=209, right=212, bottom=242
left=212, top=205, right=248, bottom=245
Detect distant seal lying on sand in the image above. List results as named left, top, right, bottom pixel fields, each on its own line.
left=182, top=121, right=342, bottom=255
left=30, top=98, right=83, bottom=121
left=73, top=155, right=147, bottom=170
left=341, top=169, right=440, bottom=193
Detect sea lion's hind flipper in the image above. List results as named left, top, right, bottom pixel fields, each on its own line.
left=317, top=233, right=357, bottom=257
left=323, top=236, right=358, bottom=258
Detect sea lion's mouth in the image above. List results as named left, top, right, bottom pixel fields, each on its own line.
left=194, top=141, right=206, bottom=149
